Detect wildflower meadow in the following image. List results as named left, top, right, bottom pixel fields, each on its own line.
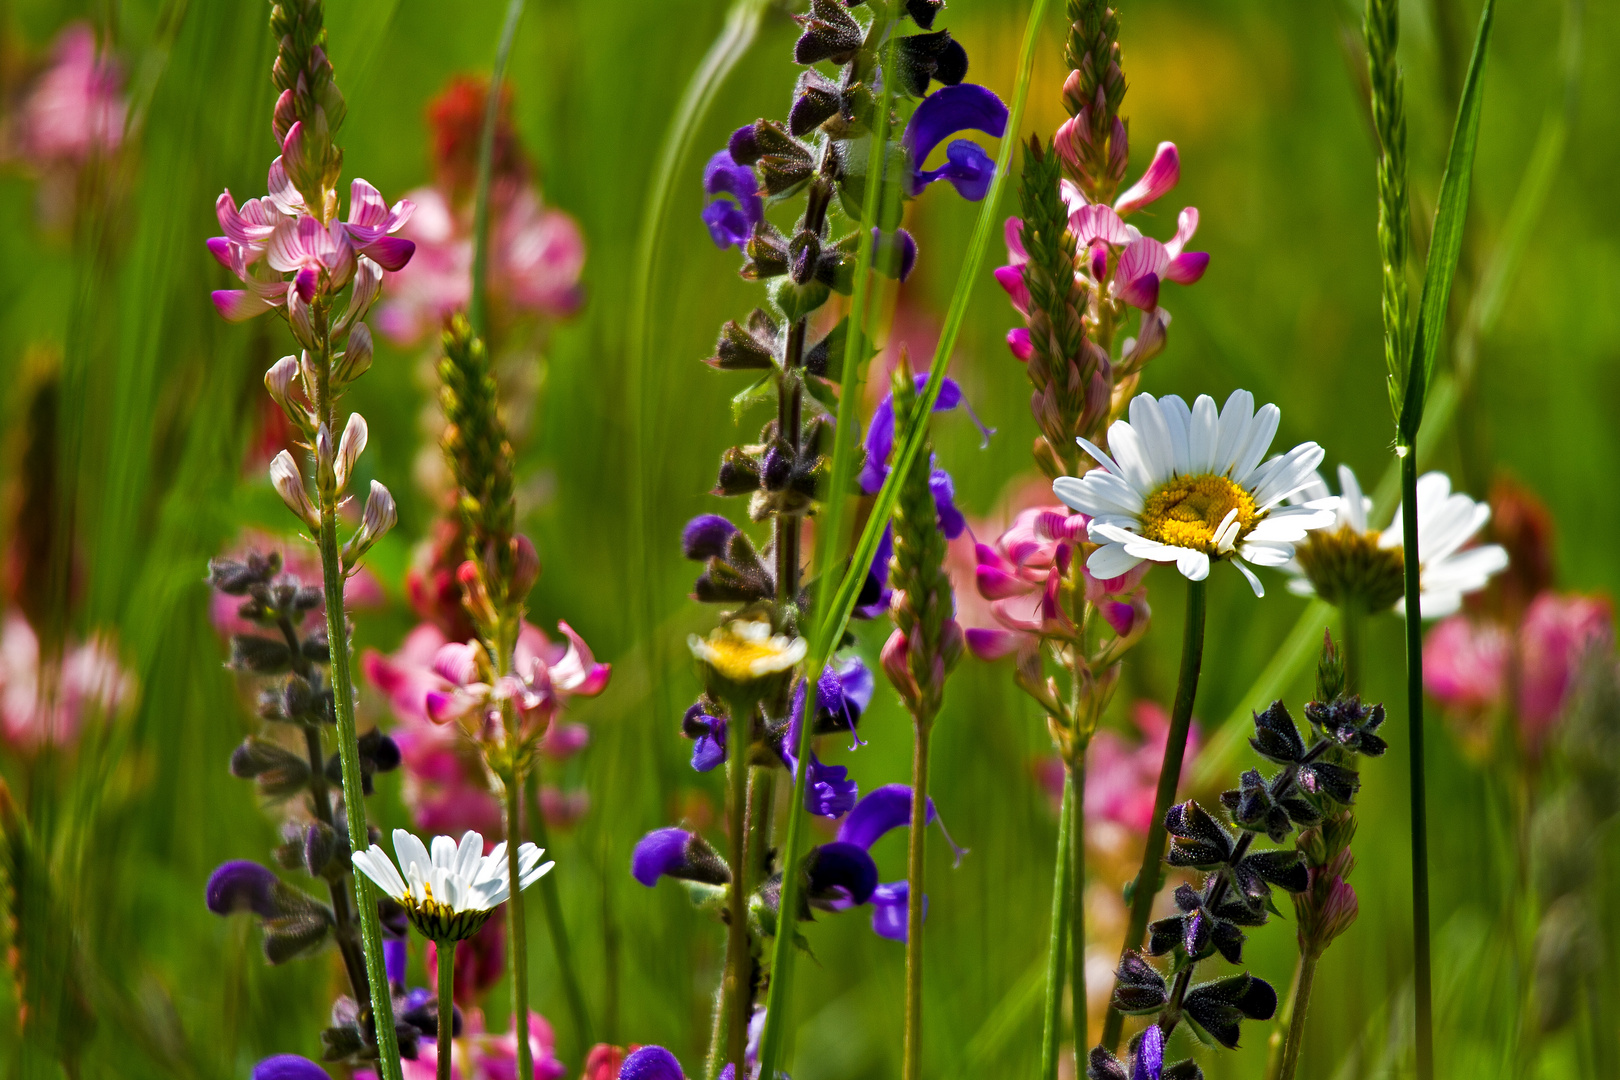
left=0, top=0, right=1616, bottom=1079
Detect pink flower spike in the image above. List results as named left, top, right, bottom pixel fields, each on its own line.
left=993, top=264, right=1030, bottom=316
left=1112, top=141, right=1181, bottom=216
left=1006, top=327, right=1033, bottom=361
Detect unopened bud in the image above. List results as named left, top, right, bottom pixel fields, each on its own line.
left=315, top=422, right=336, bottom=491
left=289, top=286, right=317, bottom=349
left=270, top=450, right=319, bottom=528
left=881, top=628, right=915, bottom=702
left=265, top=355, right=300, bottom=416
left=335, top=413, right=368, bottom=492
left=1053, top=117, right=1083, bottom=176
left=335, top=321, right=373, bottom=383
left=510, top=534, right=541, bottom=597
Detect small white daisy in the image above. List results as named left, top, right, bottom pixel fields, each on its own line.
left=1287, top=465, right=1508, bottom=618
left=688, top=619, right=807, bottom=684
left=352, top=828, right=552, bottom=942
left=1052, top=390, right=1338, bottom=597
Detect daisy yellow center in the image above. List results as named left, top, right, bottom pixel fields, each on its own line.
left=705, top=636, right=790, bottom=681
left=405, top=881, right=455, bottom=917
left=1140, top=473, right=1258, bottom=553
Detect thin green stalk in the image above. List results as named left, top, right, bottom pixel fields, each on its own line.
left=703, top=975, right=730, bottom=1080
left=1039, top=775, right=1073, bottom=1080
left=469, top=0, right=527, bottom=340
left=1068, top=752, right=1086, bottom=1061
left=1101, top=577, right=1207, bottom=1052
left=530, top=784, right=592, bottom=1060
left=1263, top=955, right=1307, bottom=1080
left=725, top=712, right=753, bottom=1075
left=1400, top=450, right=1433, bottom=1080
left=437, top=941, right=457, bottom=1080
left=315, top=365, right=403, bottom=1080
left=1277, top=952, right=1320, bottom=1080
left=502, top=761, right=536, bottom=1080
left=904, top=716, right=933, bottom=1080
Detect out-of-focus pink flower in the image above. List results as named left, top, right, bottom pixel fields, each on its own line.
left=1, top=611, right=133, bottom=748
left=538, top=786, right=589, bottom=829
left=358, top=1008, right=565, bottom=1080
left=583, top=1045, right=627, bottom=1080
left=13, top=24, right=125, bottom=166
left=209, top=530, right=384, bottom=638
left=376, top=184, right=584, bottom=346
left=1038, top=701, right=1202, bottom=836
left=1424, top=590, right=1612, bottom=750
left=421, top=620, right=610, bottom=738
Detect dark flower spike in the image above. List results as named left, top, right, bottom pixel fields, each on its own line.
left=793, top=0, right=863, bottom=65
left=895, top=31, right=969, bottom=97
left=1297, top=759, right=1360, bottom=805
left=1182, top=972, right=1278, bottom=1050
left=207, top=860, right=282, bottom=919
left=708, top=311, right=781, bottom=372
left=702, top=149, right=764, bottom=250
left=790, top=68, right=844, bottom=137
left=1234, top=849, right=1310, bottom=898
left=869, top=881, right=925, bottom=941
left=1164, top=800, right=1234, bottom=869
left=253, top=1055, right=329, bottom=1080
left=1249, top=700, right=1305, bottom=765
left=1110, top=950, right=1170, bottom=1014
left=631, top=827, right=732, bottom=888
left=901, top=83, right=1009, bottom=200
left=1086, top=1046, right=1130, bottom=1080
left=837, top=783, right=967, bottom=864
left=1221, top=768, right=1292, bottom=843
left=619, top=1045, right=686, bottom=1080
left=1304, top=697, right=1389, bottom=757
left=806, top=840, right=879, bottom=905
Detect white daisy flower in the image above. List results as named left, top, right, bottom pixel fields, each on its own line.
left=1287, top=465, right=1508, bottom=618
left=688, top=619, right=807, bottom=685
left=1052, top=390, right=1338, bottom=597
left=352, top=828, right=552, bottom=942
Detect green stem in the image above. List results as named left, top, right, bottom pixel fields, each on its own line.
left=530, top=784, right=592, bottom=1060
left=1039, top=775, right=1073, bottom=1080
left=703, top=973, right=729, bottom=1080
left=1400, top=448, right=1434, bottom=1080
left=904, top=715, right=933, bottom=1080
left=1101, top=576, right=1207, bottom=1052
left=437, top=940, right=456, bottom=1080
left=315, top=364, right=403, bottom=1080
left=469, top=0, right=527, bottom=340
left=1263, top=955, right=1307, bottom=1080
left=725, top=715, right=752, bottom=1075
left=1277, top=952, right=1320, bottom=1080
left=1068, top=752, right=1086, bottom=1060
left=503, top=763, right=534, bottom=1080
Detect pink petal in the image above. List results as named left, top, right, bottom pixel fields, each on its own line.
left=993, top=264, right=1030, bottom=316
left=1166, top=251, right=1209, bottom=285
left=206, top=236, right=233, bottom=269
left=975, top=563, right=1030, bottom=601
left=360, top=235, right=416, bottom=272
left=1003, top=216, right=1028, bottom=263
left=211, top=289, right=273, bottom=321
left=1113, top=141, right=1181, bottom=216
left=1070, top=203, right=1130, bottom=247
left=1115, top=271, right=1160, bottom=310
left=1006, top=327, right=1033, bottom=361
left=1167, top=206, right=1200, bottom=257
left=348, top=178, right=389, bottom=229
left=965, top=627, right=1026, bottom=661
left=432, top=642, right=481, bottom=686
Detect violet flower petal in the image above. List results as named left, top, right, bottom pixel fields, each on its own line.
left=631, top=828, right=693, bottom=887
left=253, top=1055, right=331, bottom=1080
left=902, top=83, right=1008, bottom=197
left=619, top=1046, right=685, bottom=1080
left=206, top=860, right=280, bottom=918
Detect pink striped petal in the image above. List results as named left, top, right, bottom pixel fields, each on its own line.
left=965, top=627, right=1028, bottom=661
left=1003, top=216, right=1028, bottom=263
left=1113, top=141, right=1180, bottom=216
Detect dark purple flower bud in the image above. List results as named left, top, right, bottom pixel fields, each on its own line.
left=701, top=150, right=763, bottom=250
left=1249, top=700, right=1306, bottom=765
left=1164, top=800, right=1235, bottom=869
left=206, top=860, right=281, bottom=918
left=253, top=1055, right=330, bottom=1080
left=1303, top=697, right=1388, bottom=757
left=761, top=442, right=794, bottom=492
left=790, top=230, right=822, bottom=285
left=790, top=69, right=844, bottom=137
left=873, top=227, right=918, bottom=283
left=729, top=123, right=762, bottom=165
left=1110, top=950, right=1169, bottom=1015
left=806, top=840, right=879, bottom=905
left=682, top=515, right=739, bottom=561
left=1234, top=849, right=1310, bottom=897
left=620, top=1045, right=686, bottom=1080
left=902, top=84, right=1008, bottom=200
left=631, top=827, right=732, bottom=888
left=870, top=881, right=926, bottom=941
left=714, top=446, right=762, bottom=496
left=929, top=466, right=966, bottom=539
left=372, top=733, right=402, bottom=771
left=708, top=312, right=780, bottom=371
left=793, top=0, right=862, bottom=65
left=1182, top=972, right=1277, bottom=1049
left=804, top=753, right=858, bottom=818
left=905, top=0, right=944, bottom=29
left=895, top=31, right=969, bottom=96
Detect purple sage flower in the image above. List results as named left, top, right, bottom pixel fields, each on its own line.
left=803, top=753, right=858, bottom=818
left=901, top=83, right=1009, bottom=200
left=702, top=142, right=764, bottom=250
left=631, top=827, right=731, bottom=888
left=206, top=860, right=280, bottom=918
left=869, top=881, right=926, bottom=942
left=682, top=514, right=739, bottom=560
left=252, top=1055, right=329, bottom=1080
left=620, top=1045, right=686, bottom=1080
left=682, top=700, right=727, bottom=773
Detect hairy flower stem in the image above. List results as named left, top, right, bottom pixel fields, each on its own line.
left=1102, top=576, right=1207, bottom=1051
left=903, top=713, right=934, bottom=1080
left=725, top=706, right=753, bottom=1075
left=315, top=344, right=405, bottom=1079
left=1067, top=751, right=1087, bottom=1058
left=1400, top=450, right=1434, bottom=1080
left=437, top=940, right=457, bottom=1080
left=703, top=976, right=729, bottom=1080
left=501, top=755, right=535, bottom=1080
left=530, top=780, right=593, bottom=1059
left=1276, top=951, right=1320, bottom=1080
left=1040, top=775, right=1073, bottom=1080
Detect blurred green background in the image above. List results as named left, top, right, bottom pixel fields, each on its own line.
left=0, top=0, right=1615, bottom=1077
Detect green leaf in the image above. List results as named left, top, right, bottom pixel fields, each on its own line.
left=1397, top=0, right=1498, bottom=442
left=730, top=375, right=776, bottom=423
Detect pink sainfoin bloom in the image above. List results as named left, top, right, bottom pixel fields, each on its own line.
left=12, top=23, right=125, bottom=166
left=965, top=504, right=1149, bottom=664
left=360, top=1009, right=565, bottom=1080
left=1, top=611, right=134, bottom=749
left=1425, top=591, right=1613, bottom=750
left=1037, top=701, right=1202, bottom=834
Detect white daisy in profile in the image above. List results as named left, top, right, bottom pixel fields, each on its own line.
left=689, top=619, right=807, bottom=685
left=352, top=828, right=552, bottom=942
left=1286, top=465, right=1508, bottom=618
left=1052, top=390, right=1338, bottom=597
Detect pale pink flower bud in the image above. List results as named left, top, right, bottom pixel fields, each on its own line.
left=1053, top=117, right=1084, bottom=176
left=335, top=413, right=368, bottom=492
left=335, top=321, right=373, bottom=384
left=359, top=481, right=397, bottom=546
left=264, top=355, right=299, bottom=415
left=1318, top=876, right=1359, bottom=944
left=269, top=450, right=318, bottom=528
left=881, top=628, right=915, bottom=699
left=315, top=422, right=336, bottom=490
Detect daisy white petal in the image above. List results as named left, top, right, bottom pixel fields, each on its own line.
left=1231, top=558, right=1266, bottom=597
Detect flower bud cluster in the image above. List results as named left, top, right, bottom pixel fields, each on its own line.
left=1058, top=0, right=1129, bottom=201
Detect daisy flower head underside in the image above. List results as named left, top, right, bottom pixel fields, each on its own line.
left=689, top=619, right=807, bottom=689
left=1052, top=390, right=1337, bottom=597
left=1288, top=465, right=1508, bottom=618
left=352, top=829, right=552, bottom=942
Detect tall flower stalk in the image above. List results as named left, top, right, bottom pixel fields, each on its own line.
left=206, top=1, right=416, bottom=1072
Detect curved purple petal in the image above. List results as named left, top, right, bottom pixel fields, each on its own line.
left=682, top=514, right=738, bottom=560
left=902, top=84, right=1008, bottom=197
left=929, top=466, right=966, bottom=539
left=702, top=199, right=753, bottom=250
left=851, top=526, right=895, bottom=620
left=702, top=149, right=763, bottom=251
left=1132, top=1022, right=1165, bottom=1080
left=807, top=841, right=879, bottom=905
left=384, top=937, right=407, bottom=986
left=869, top=881, right=926, bottom=942
left=619, top=1045, right=685, bottom=1080
left=631, top=828, right=694, bottom=888
left=837, top=784, right=936, bottom=850
left=206, top=860, right=280, bottom=918
left=253, top=1055, right=330, bottom=1080
left=915, top=139, right=998, bottom=201
left=805, top=753, right=859, bottom=818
